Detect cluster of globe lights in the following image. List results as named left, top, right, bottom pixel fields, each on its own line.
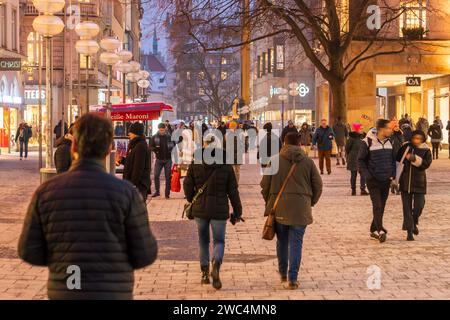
left=31, top=0, right=65, bottom=37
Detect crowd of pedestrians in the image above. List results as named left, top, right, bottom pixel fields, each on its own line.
left=16, top=111, right=445, bottom=299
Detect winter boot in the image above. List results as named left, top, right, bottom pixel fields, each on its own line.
left=351, top=189, right=357, bottom=196
left=407, top=232, right=415, bottom=241
left=201, top=265, right=210, bottom=284
left=211, top=259, right=222, bottom=290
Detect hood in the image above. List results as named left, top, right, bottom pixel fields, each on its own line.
left=349, top=131, right=362, bottom=139
left=56, top=136, right=72, bottom=147
left=280, top=145, right=306, bottom=163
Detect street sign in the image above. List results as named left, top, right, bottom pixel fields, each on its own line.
left=0, top=58, right=21, bottom=71
left=406, top=76, right=421, bottom=87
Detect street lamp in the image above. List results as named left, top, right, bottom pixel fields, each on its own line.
left=116, top=49, right=133, bottom=103
left=126, top=69, right=142, bottom=102
left=278, top=88, right=288, bottom=128
left=99, top=37, right=121, bottom=118
left=75, top=21, right=100, bottom=114
left=32, top=0, right=65, bottom=182
left=289, top=82, right=299, bottom=123
left=137, top=70, right=150, bottom=101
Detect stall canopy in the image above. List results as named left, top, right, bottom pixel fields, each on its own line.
left=91, top=102, right=173, bottom=121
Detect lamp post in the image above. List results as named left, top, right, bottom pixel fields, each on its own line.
left=289, top=82, right=299, bottom=124
left=125, top=65, right=142, bottom=102
left=278, top=88, right=288, bottom=128
left=99, top=37, right=121, bottom=118
left=75, top=21, right=100, bottom=114
left=137, top=70, right=150, bottom=101
left=116, top=50, right=133, bottom=103
left=32, top=0, right=65, bottom=182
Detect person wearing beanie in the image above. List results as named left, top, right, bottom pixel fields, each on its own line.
left=117, top=122, right=151, bottom=201
left=345, top=123, right=369, bottom=196
left=396, top=130, right=432, bottom=241
left=149, top=122, right=175, bottom=198
left=358, top=119, right=395, bottom=243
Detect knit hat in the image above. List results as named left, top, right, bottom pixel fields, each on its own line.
left=129, top=122, right=144, bottom=136
left=229, top=121, right=238, bottom=129
left=352, top=122, right=362, bottom=133
left=411, top=130, right=426, bottom=142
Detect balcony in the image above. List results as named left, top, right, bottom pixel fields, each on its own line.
left=24, top=2, right=98, bottom=17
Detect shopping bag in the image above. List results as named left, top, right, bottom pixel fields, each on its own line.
left=171, top=165, right=181, bottom=192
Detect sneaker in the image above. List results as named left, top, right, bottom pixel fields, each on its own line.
left=351, top=190, right=356, bottom=196
left=287, top=281, right=299, bottom=290
left=407, top=232, right=414, bottom=241
left=379, top=231, right=387, bottom=243
left=361, top=189, right=370, bottom=196
left=151, top=193, right=160, bottom=198
left=370, top=231, right=380, bottom=240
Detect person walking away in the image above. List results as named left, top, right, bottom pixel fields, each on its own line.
left=298, top=122, right=312, bottom=157
left=150, top=123, right=175, bottom=198
left=225, top=121, right=244, bottom=184
left=401, top=122, right=413, bottom=142
left=183, top=137, right=243, bottom=290
left=435, top=116, right=443, bottom=129
left=358, top=119, right=395, bottom=243
left=312, top=119, right=335, bottom=175
left=54, top=126, right=74, bottom=173
left=281, top=120, right=298, bottom=142
left=397, top=130, right=432, bottom=241
left=118, top=122, right=151, bottom=201
left=54, top=120, right=68, bottom=140
left=399, top=114, right=412, bottom=128
left=18, top=113, right=158, bottom=300
left=261, top=132, right=322, bottom=290
left=333, top=117, right=349, bottom=166
left=15, top=121, right=32, bottom=160
left=389, top=121, right=404, bottom=195
left=428, top=120, right=442, bottom=160
left=345, top=123, right=369, bottom=196
left=260, top=122, right=282, bottom=168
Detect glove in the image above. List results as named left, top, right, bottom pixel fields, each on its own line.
left=230, top=212, right=244, bottom=225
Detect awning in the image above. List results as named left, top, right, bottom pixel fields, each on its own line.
left=91, top=102, right=173, bottom=121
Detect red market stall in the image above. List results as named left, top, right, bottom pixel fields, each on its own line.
left=91, top=101, right=173, bottom=121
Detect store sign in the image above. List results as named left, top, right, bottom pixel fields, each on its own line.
left=296, top=83, right=310, bottom=97
left=24, top=89, right=46, bottom=104
left=406, top=76, right=421, bottom=87
left=270, top=84, right=310, bottom=98
left=0, top=58, right=22, bottom=71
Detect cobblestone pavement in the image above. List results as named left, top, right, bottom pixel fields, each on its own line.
left=1, top=151, right=450, bottom=300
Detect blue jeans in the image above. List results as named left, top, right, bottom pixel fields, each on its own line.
left=275, top=223, right=306, bottom=283
left=195, top=218, right=227, bottom=267
left=154, top=159, right=172, bottom=197
left=19, top=139, right=29, bottom=158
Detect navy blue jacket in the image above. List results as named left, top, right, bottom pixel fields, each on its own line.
left=312, top=126, right=335, bottom=151
left=358, top=129, right=396, bottom=182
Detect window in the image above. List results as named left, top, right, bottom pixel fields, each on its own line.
left=27, top=32, right=43, bottom=64
left=262, top=52, right=267, bottom=75
left=79, top=54, right=92, bottom=69
left=186, top=71, right=191, bottom=80
left=338, top=0, right=349, bottom=33
left=198, top=71, right=205, bottom=80
left=257, top=55, right=263, bottom=78
left=400, top=0, right=427, bottom=36
left=221, top=57, right=227, bottom=65
left=11, top=9, right=17, bottom=51
left=220, top=71, right=227, bottom=80
left=275, top=44, right=284, bottom=71
left=199, top=88, right=205, bottom=96
left=268, top=48, right=274, bottom=73
left=0, top=4, right=6, bottom=48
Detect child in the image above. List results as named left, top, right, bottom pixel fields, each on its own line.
left=397, top=130, right=432, bottom=241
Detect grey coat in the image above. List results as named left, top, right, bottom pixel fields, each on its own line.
left=260, top=145, right=323, bottom=226
left=332, top=121, right=349, bottom=146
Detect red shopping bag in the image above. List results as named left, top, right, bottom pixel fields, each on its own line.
left=171, top=165, right=181, bottom=193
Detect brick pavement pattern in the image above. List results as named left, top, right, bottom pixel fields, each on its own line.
left=1, top=151, right=450, bottom=300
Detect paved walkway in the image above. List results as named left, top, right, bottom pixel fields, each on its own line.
left=1, top=151, right=450, bottom=299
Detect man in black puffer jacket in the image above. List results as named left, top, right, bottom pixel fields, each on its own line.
left=183, top=140, right=242, bottom=290
left=120, top=122, right=151, bottom=200
left=18, top=113, right=158, bottom=300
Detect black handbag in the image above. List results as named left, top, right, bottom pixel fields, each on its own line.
left=182, top=169, right=217, bottom=220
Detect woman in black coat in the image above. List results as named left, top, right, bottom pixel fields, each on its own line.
left=428, top=120, right=442, bottom=159
left=397, top=130, right=432, bottom=241
left=345, top=123, right=369, bottom=196
left=183, top=141, right=242, bottom=290
left=119, top=122, right=151, bottom=200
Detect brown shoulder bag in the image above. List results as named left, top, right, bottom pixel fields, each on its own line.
left=262, top=162, right=297, bottom=240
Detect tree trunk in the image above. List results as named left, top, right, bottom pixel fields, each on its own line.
left=329, top=80, right=347, bottom=124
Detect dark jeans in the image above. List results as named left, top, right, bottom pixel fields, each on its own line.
left=401, top=192, right=425, bottom=233
left=195, top=218, right=227, bottom=267
left=154, top=159, right=172, bottom=197
left=275, top=223, right=306, bottom=283
left=366, top=179, right=390, bottom=233
left=431, top=142, right=440, bottom=159
left=318, top=149, right=331, bottom=173
left=350, top=170, right=366, bottom=191
left=19, top=139, right=29, bottom=158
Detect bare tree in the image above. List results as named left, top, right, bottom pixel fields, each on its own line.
left=155, top=0, right=441, bottom=122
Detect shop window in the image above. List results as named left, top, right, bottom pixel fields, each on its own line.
left=0, top=4, right=5, bottom=48
left=79, top=54, right=92, bottom=69
left=400, top=0, right=427, bottom=37
left=27, top=32, right=42, bottom=64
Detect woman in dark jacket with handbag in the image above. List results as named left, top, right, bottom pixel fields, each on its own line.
left=183, top=137, right=242, bottom=290
left=345, top=123, right=369, bottom=196
left=397, top=130, right=432, bottom=241
left=260, top=132, right=322, bottom=290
